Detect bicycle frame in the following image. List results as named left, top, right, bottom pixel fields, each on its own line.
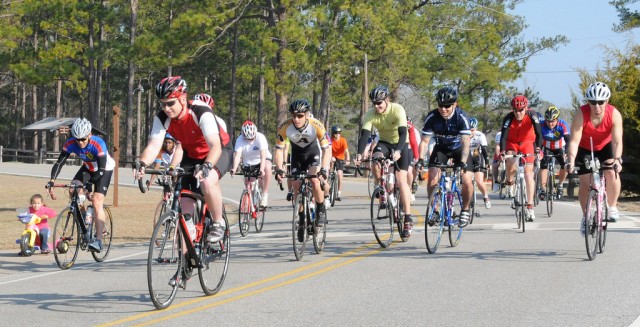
left=583, top=138, right=609, bottom=261
left=504, top=153, right=536, bottom=232
left=51, top=184, right=94, bottom=245
left=435, top=166, right=463, bottom=227
left=424, top=164, right=464, bottom=254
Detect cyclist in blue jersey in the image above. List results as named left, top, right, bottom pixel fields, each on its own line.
left=417, top=87, right=473, bottom=226
left=46, top=118, right=115, bottom=252
left=538, top=106, right=571, bottom=200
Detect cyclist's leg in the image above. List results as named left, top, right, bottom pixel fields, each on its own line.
left=596, top=144, right=620, bottom=220
left=89, top=169, right=112, bottom=251
left=261, top=160, right=273, bottom=206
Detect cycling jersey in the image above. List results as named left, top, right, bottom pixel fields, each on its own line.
left=234, top=132, right=273, bottom=166
left=361, top=102, right=408, bottom=144
left=149, top=100, right=219, bottom=160
left=61, top=136, right=116, bottom=172
left=578, top=104, right=614, bottom=151
left=492, top=131, right=502, bottom=161
left=499, top=111, right=542, bottom=151
left=331, top=136, right=349, bottom=160
left=541, top=119, right=570, bottom=150
left=421, top=107, right=471, bottom=150
left=470, top=131, right=488, bottom=157
left=275, top=117, right=330, bottom=152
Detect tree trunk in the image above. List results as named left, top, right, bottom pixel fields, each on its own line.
left=319, top=69, right=330, bottom=125
left=126, top=0, right=139, bottom=158
left=55, top=79, right=62, bottom=152
left=258, top=55, right=265, bottom=132
left=229, top=23, right=238, bottom=140
left=21, top=83, right=26, bottom=149
left=32, top=85, right=38, bottom=151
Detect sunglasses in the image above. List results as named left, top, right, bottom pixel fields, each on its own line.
left=513, top=108, right=526, bottom=113
left=333, top=132, right=341, bottom=134
left=373, top=101, right=384, bottom=106
left=588, top=100, right=605, bottom=105
left=76, top=138, right=88, bottom=142
left=293, top=114, right=306, bottom=119
left=439, top=104, right=453, bottom=109
left=160, top=100, right=177, bottom=108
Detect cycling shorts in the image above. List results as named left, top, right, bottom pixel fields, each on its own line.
left=290, top=146, right=322, bottom=175
left=505, top=141, right=535, bottom=164
left=575, top=142, right=614, bottom=176
left=73, top=166, right=113, bottom=196
left=540, top=148, right=566, bottom=170
left=333, top=159, right=345, bottom=171
left=372, top=141, right=410, bottom=171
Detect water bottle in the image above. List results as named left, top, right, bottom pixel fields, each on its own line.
left=445, top=176, right=452, bottom=190
left=195, top=244, right=201, bottom=257
left=78, top=193, right=86, bottom=203
left=309, top=202, right=315, bottom=221
left=85, top=205, right=94, bottom=225
left=387, top=173, right=395, bottom=192
left=184, top=214, right=197, bottom=241
left=389, top=193, right=397, bottom=207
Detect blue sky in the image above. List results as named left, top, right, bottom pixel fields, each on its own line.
left=509, top=0, right=639, bottom=108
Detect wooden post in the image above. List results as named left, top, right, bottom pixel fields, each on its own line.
left=112, top=105, right=120, bottom=207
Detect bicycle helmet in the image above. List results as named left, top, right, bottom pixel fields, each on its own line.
left=241, top=120, right=257, bottom=139
left=585, top=82, right=611, bottom=101
left=510, top=94, right=529, bottom=110
left=288, top=99, right=310, bottom=114
left=164, top=133, right=176, bottom=142
left=369, top=85, right=389, bottom=102
left=544, top=106, right=560, bottom=120
left=331, top=125, right=342, bottom=134
left=155, top=76, right=187, bottom=99
left=435, top=86, right=458, bottom=106
left=468, top=117, right=478, bottom=129
left=193, top=93, right=215, bottom=108
left=71, top=118, right=92, bottom=139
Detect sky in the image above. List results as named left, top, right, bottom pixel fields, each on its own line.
left=509, top=0, right=639, bottom=108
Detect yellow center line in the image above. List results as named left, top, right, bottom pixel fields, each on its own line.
left=98, top=242, right=380, bottom=327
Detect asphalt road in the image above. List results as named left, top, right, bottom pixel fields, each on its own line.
left=1, top=162, right=640, bottom=326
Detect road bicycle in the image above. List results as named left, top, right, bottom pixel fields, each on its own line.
left=369, top=156, right=408, bottom=248
left=289, top=172, right=327, bottom=260
left=47, top=184, right=113, bottom=270
left=327, top=162, right=339, bottom=207
left=541, top=152, right=557, bottom=217
left=504, top=153, right=536, bottom=233
left=424, top=164, right=464, bottom=254
left=496, top=158, right=508, bottom=199
left=138, top=172, right=175, bottom=246
left=141, top=167, right=230, bottom=310
left=581, top=139, right=610, bottom=261
left=238, top=165, right=266, bottom=236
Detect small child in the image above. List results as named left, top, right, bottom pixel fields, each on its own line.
left=20, top=194, right=57, bottom=255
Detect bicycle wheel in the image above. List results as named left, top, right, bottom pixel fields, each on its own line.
left=370, top=187, right=393, bottom=248
left=20, top=233, right=34, bottom=256
left=313, top=217, right=327, bottom=254
left=238, top=190, right=251, bottom=237
left=395, top=191, right=407, bottom=242
left=255, top=203, right=266, bottom=233
left=367, top=170, right=375, bottom=199
left=148, top=211, right=181, bottom=310
left=585, top=189, right=599, bottom=260
left=599, top=193, right=608, bottom=253
left=546, top=173, right=554, bottom=217
left=154, top=200, right=169, bottom=247
left=199, top=209, right=230, bottom=295
left=329, top=174, right=337, bottom=207
left=425, top=187, right=444, bottom=254
left=519, top=180, right=526, bottom=233
left=449, top=192, right=463, bottom=247
left=91, top=206, right=113, bottom=262
left=292, top=194, right=308, bottom=260
left=469, top=181, right=477, bottom=224
left=53, top=208, right=80, bottom=270
left=498, top=170, right=507, bottom=199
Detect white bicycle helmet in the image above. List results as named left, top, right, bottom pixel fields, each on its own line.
left=241, top=120, right=257, bottom=139
left=585, top=82, right=611, bottom=101
left=71, top=118, right=92, bottom=139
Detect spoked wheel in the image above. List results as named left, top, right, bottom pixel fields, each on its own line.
left=449, top=192, right=463, bottom=247
left=396, top=193, right=408, bottom=243
left=255, top=204, right=266, bottom=233
left=313, top=219, right=327, bottom=254
left=425, top=187, right=444, bottom=254
left=370, top=187, right=393, bottom=248
left=238, top=191, right=251, bottom=237
left=53, top=208, right=80, bottom=270
left=20, top=233, right=34, bottom=256
left=585, top=190, right=599, bottom=260
left=292, top=194, right=308, bottom=260
left=154, top=200, right=169, bottom=247
left=519, top=182, right=526, bottom=233
left=367, top=170, right=375, bottom=199
left=469, top=181, right=477, bottom=224
left=599, top=194, right=609, bottom=253
left=546, top=175, right=554, bottom=217
left=148, top=211, right=181, bottom=310
left=329, top=174, right=338, bottom=207
left=91, top=206, right=113, bottom=262
left=199, top=209, right=230, bottom=295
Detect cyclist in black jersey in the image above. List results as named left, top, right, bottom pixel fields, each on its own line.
left=417, top=86, right=473, bottom=226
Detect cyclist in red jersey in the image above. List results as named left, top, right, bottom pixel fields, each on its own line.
left=135, top=76, right=225, bottom=243
left=499, top=94, right=543, bottom=221
left=566, top=82, right=623, bottom=233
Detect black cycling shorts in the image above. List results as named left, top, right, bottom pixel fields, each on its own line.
left=575, top=142, right=614, bottom=175
left=540, top=148, right=566, bottom=170
left=428, top=144, right=473, bottom=171
left=73, top=166, right=113, bottom=195
left=372, top=141, right=410, bottom=171
left=290, top=146, right=322, bottom=174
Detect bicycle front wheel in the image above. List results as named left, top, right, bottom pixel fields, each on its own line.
left=396, top=193, right=408, bottom=243
left=367, top=170, right=375, bottom=199
left=238, top=190, right=251, bottom=237
left=329, top=175, right=337, bottom=207
left=147, top=211, right=181, bottom=310
left=546, top=174, right=554, bottom=217
left=255, top=205, right=266, bottom=233
left=469, top=181, right=477, bottom=224
left=313, top=218, right=327, bottom=254
left=53, top=208, right=80, bottom=270
left=91, top=205, right=113, bottom=262
left=599, top=193, right=608, bottom=253
left=292, top=194, right=308, bottom=260
left=585, top=189, right=599, bottom=260
left=449, top=192, right=463, bottom=247
left=370, top=187, right=393, bottom=248
left=425, top=187, right=444, bottom=254
left=199, top=208, right=230, bottom=295
left=498, top=170, right=507, bottom=199
left=154, top=200, right=169, bottom=247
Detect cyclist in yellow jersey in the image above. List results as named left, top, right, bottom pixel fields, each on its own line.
left=355, top=86, right=414, bottom=239
left=274, top=99, right=332, bottom=225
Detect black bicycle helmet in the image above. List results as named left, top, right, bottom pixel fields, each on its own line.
left=435, top=86, right=458, bottom=106
left=331, top=125, right=342, bottom=134
left=369, top=85, right=389, bottom=102
left=288, top=99, right=311, bottom=114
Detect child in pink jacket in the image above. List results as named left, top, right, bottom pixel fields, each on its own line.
left=19, top=194, right=57, bottom=255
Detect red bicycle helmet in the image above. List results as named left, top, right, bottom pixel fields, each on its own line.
left=510, top=94, right=529, bottom=110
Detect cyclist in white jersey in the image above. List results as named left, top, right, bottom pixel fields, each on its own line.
left=230, top=120, right=273, bottom=207
left=468, top=118, right=491, bottom=208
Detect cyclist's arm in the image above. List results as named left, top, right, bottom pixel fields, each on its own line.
left=357, top=129, right=372, bottom=156
left=50, top=151, right=70, bottom=181
left=395, top=126, right=407, bottom=154
left=139, top=137, right=164, bottom=167
left=611, top=108, right=624, bottom=162
left=203, top=132, right=222, bottom=168
left=344, top=139, right=350, bottom=163
left=418, top=134, right=431, bottom=162
left=460, top=134, right=471, bottom=163
left=532, top=113, right=543, bottom=150
left=274, top=147, right=284, bottom=172
left=90, top=155, right=107, bottom=184
left=480, top=145, right=489, bottom=165
left=499, top=115, right=510, bottom=151
left=231, top=149, right=242, bottom=174
left=260, top=149, right=267, bottom=174
left=170, top=144, right=183, bottom=168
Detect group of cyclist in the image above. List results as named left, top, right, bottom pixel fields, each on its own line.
left=44, top=77, right=623, bottom=255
